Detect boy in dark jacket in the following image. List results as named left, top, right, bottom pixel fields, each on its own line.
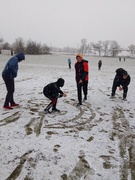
left=2, top=52, right=25, bottom=109
left=111, top=68, right=131, bottom=100
left=75, top=53, right=89, bottom=105
left=43, top=78, right=67, bottom=113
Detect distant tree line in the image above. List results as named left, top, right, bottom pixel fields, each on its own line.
left=62, top=39, right=135, bottom=57
left=0, top=37, right=50, bottom=55
left=77, top=39, right=135, bottom=57
left=0, top=37, right=135, bottom=57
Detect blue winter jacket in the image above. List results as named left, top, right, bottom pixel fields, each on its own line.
left=2, top=52, right=25, bottom=79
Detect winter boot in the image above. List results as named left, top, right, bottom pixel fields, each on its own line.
left=52, top=106, right=60, bottom=112
left=84, top=95, right=87, bottom=100
left=110, top=92, right=115, bottom=99
left=77, top=101, right=82, bottom=106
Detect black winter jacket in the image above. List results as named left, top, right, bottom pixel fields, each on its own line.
left=43, top=82, right=63, bottom=97
left=114, top=68, right=131, bottom=86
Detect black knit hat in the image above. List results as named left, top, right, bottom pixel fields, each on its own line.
left=57, top=78, right=65, bottom=87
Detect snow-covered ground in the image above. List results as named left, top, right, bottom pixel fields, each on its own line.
left=0, top=54, right=135, bottom=180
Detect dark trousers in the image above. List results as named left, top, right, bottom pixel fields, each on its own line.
left=98, top=65, right=101, bottom=70
left=44, top=91, right=58, bottom=110
left=77, top=81, right=88, bottom=103
left=111, top=81, right=128, bottom=98
left=3, top=76, right=15, bottom=106
left=68, top=63, right=71, bottom=69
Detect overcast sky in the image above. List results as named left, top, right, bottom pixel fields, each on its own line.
left=0, top=0, right=135, bottom=48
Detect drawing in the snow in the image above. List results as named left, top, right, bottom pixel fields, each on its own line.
left=0, top=54, right=135, bottom=180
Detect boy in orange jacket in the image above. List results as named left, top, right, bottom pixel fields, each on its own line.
left=75, top=53, right=89, bottom=105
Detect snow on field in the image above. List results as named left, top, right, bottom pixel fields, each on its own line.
left=0, top=54, right=135, bottom=180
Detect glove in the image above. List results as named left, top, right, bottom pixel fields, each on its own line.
left=63, top=93, right=67, bottom=97
left=119, top=86, right=123, bottom=91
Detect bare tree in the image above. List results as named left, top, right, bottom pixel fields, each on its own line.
left=109, top=41, right=121, bottom=57
left=26, top=40, right=37, bottom=54
left=41, top=44, right=50, bottom=54
left=128, top=44, right=135, bottom=57
left=36, top=43, right=42, bottom=54
left=12, top=37, right=25, bottom=53
left=26, top=40, right=43, bottom=54
left=80, top=38, right=87, bottom=55
left=2, top=42, right=11, bottom=50
left=83, top=43, right=91, bottom=55
left=92, top=41, right=103, bottom=56
left=102, top=40, right=110, bottom=56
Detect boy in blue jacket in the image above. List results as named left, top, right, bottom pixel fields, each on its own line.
left=2, top=52, right=25, bottom=109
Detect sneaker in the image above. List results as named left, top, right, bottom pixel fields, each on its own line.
left=11, top=103, right=19, bottom=107
left=3, top=106, right=13, bottom=110
left=123, top=98, right=127, bottom=101
left=110, top=95, right=115, bottom=99
left=52, top=108, right=60, bottom=112
left=44, top=109, right=51, bottom=114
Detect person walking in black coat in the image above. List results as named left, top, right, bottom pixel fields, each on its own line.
left=111, top=68, right=131, bottom=100
left=98, top=60, right=102, bottom=70
left=43, top=78, right=67, bottom=113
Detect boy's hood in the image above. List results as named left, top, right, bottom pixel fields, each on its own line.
left=15, top=52, right=25, bottom=62
left=76, top=53, right=83, bottom=60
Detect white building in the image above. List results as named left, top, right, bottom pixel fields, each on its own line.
left=1, top=49, right=14, bottom=56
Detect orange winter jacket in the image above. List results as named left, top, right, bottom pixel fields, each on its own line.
left=75, top=54, right=89, bottom=83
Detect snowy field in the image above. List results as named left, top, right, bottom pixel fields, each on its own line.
left=0, top=54, right=135, bottom=180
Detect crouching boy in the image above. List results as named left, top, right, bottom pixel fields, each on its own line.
left=43, top=78, right=67, bottom=113
left=111, top=68, right=131, bottom=100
